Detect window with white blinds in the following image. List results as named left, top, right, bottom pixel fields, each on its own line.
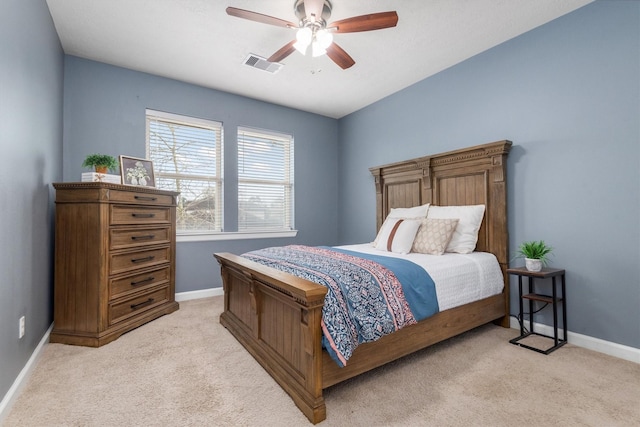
left=146, top=109, right=223, bottom=233
left=237, top=127, right=294, bottom=231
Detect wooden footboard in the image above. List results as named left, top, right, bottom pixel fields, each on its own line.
left=215, top=253, right=328, bottom=424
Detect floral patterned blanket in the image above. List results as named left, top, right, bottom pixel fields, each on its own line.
left=242, top=245, right=439, bottom=367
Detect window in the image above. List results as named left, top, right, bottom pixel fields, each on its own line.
left=237, top=127, right=294, bottom=231
left=146, top=109, right=223, bottom=233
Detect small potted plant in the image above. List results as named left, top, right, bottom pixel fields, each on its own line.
left=516, top=240, right=553, bottom=272
left=82, top=154, right=118, bottom=174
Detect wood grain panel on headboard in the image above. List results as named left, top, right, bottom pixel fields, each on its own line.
left=369, top=140, right=512, bottom=268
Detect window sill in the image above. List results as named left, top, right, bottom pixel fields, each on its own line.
left=176, top=230, right=298, bottom=243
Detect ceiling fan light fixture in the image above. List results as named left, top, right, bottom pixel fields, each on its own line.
left=316, top=29, right=333, bottom=49
left=297, top=26, right=333, bottom=57
left=293, top=40, right=308, bottom=55
left=311, top=40, right=326, bottom=57
left=294, top=26, right=312, bottom=54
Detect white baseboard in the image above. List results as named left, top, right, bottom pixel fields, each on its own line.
left=509, top=317, right=640, bottom=363
left=0, top=323, right=53, bottom=423
left=175, top=287, right=224, bottom=301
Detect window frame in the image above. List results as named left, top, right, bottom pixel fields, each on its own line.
left=145, top=111, right=298, bottom=242
left=146, top=109, right=224, bottom=237
left=237, top=125, right=296, bottom=233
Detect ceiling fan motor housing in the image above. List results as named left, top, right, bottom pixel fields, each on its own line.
left=294, top=0, right=332, bottom=26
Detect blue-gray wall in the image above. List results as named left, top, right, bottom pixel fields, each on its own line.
left=62, top=57, right=340, bottom=292
left=0, top=0, right=63, bottom=407
left=337, top=1, right=639, bottom=349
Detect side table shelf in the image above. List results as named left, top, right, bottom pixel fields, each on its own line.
left=508, top=267, right=567, bottom=354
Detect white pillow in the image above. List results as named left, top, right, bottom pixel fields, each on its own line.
left=372, top=203, right=430, bottom=247
left=427, top=205, right=485, bottom=254
left=374, top=217, right=421, bottom=254
left=387, top=203, right=430, bottom=219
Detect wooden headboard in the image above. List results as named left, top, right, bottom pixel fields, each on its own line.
left=369, top=140, right=512, bottom=275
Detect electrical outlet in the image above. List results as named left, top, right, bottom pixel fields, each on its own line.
left=19, top=316, right=25, bottom=339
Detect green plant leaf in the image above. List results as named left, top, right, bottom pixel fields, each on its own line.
left=82, top=154, right=118, bottom=172
left=515, top=240, right=553, bottom=265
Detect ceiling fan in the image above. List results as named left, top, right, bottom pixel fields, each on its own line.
left=226, top=0, right=398, bottom=69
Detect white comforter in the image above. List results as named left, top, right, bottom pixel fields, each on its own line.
left=337, top=244, right=504, bottom=311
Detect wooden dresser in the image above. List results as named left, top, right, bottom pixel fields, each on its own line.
left=51, top=182, right=180, bottom=347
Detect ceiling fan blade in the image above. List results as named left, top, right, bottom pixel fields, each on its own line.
left=304, top=0, right=325, bottom=22
left=268, top=41, right=297, bottom=63
left=226, top=7, right=296, bottom=28
left=330, top=11, right=398, bottom=33
left=326, top=43, right=355, bottom=69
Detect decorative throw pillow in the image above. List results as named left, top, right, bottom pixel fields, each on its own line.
left=372, top=203, right=430, bottom=247
left=427, top=205, right=485, bottom=254
left=412, top=218, right=460, bottom=255
left=373, top=217, right=421, bottom=254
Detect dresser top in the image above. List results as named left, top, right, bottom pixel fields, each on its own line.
left=53, top=182, right=179, bottom=196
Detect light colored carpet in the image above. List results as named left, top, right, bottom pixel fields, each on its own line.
left=3, top=297, right=639, bottom=426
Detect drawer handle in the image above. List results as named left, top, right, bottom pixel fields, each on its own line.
left=131, top=276, right=155, bottom=286
left=130, top=298, right=155, bottom=310
left=131, top=234, right=155, bottom=241
left=134, top=196, right=157, bottom=201
left=131, top=255, right=155, bottom=263
left=131, top=213, right=156, bottom=218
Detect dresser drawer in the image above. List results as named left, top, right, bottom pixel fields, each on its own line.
left=110, top=226, right=171, bottom=250
left=110, top=247, right=170, bottom=275
left=109, top=285, right=170, bottom=325
left=111, top=205, right=171, bottom=225
left=110, top=266, right=171, bottom=300
left=108, top=189, right=174, bottom=206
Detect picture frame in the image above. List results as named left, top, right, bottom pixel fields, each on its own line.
left=119, top=155, right=156, bottom=187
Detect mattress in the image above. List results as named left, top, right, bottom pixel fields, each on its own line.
left=337, top=244, right=504, bottom=311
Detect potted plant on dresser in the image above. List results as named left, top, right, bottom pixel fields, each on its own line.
left=81, top=154, right=121, bottom=183
left=516, top=240, right=553, bottom=272
left=82, top=154, right=118, bottom=174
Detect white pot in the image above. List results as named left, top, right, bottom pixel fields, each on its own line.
left=525, top=258, right=543, bottom=272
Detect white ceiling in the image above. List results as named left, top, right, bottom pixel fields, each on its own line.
left=45, top=0, right=592, bottom=119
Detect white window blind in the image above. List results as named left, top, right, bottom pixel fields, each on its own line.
left=238, top=126, right=294, bottom=231
left=146, top=109, right=224, bottom=233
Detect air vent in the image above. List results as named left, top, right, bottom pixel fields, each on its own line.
left=244, top=54, right=283, bottom=74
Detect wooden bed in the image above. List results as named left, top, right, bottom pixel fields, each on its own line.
left=214, top=140, right=512, bottom=424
